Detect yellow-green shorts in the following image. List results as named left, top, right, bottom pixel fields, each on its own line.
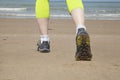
left=36, top=0, right=84, bottom=18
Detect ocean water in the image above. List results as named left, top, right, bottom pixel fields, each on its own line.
left=0, top=0, right=120, bottom=20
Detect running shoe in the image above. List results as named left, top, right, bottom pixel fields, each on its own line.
left=75, top=28, right=92, bottom=61
left=37, top=40, right=50, bottom=53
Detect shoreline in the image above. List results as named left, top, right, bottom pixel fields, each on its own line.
left=2, top=17, right=120, bottom=20
left=1, top=17, right=120, bottom=20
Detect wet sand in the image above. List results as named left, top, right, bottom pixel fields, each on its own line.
left=0, top=18, right=120, bottom=80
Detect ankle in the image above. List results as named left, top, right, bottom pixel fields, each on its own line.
left=40, top=35, right=50, bottom=43
left=76, top=25, right=86, bottom=34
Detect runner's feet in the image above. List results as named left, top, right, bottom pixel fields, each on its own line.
left=37, top=40, right=50, bottom=53
left=75, top=28, right=92, bottom=61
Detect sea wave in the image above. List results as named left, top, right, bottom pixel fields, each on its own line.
left=85, top=13, right=120, bottom=20
left=0, top=12, right=120, bottom=20
left=0, top=13, right=35, bottom=18
left=51, top=14, right=70, bottom=18
left=0, top=8, right=27, bottom=12
left=86, top=13, right=120, bottom=17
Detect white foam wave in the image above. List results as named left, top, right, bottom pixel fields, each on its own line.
left=99, top=14, right=120, bottom=17
left=85, top=13, right=120, bottom=17
left=0, top=8, right=27, bottom=12
left=0, top=13, right=35, bottom=18
left=51, top=14, right=70, bottom=18
left=0, top=12, right=120, bottom=20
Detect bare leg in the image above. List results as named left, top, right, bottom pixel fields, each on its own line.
left=37, top=18, right=49, bottom=35
left=37, top=18, right=50, bottom=52
left=71, top=8, right=85, bottom=26
left=71, top=8, right=86, bottom=34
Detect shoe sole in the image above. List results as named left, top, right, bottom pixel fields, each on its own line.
left=75, top=33, right=92, bottom=61
left=37, top=47, right=50, bottom=53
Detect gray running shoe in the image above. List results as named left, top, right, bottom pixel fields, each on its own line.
left=37, top=40, right=50, bottom=53
left=75, top=28, right=92, bottom=61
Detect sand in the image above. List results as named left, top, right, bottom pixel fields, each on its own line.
left=0, top=18, right=120, bottom=80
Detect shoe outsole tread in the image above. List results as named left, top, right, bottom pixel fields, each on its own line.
left=76, top=33, right=92, bottom=61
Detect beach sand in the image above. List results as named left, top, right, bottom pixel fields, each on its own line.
left=0, top=18, right=120, bottom=80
